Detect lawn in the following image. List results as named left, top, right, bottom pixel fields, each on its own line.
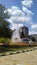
left=0, top=45, right=37, bottom=53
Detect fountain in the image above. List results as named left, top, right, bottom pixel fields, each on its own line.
left=10, top=29, right=21, bottom=44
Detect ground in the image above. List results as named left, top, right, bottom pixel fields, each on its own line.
left=0, top=50, right=37, bottom=65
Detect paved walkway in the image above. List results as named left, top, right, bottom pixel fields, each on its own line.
left=0, top=50, right=37, bottom=65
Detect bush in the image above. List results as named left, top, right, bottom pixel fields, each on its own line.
left=31, top=36, right=35, bottom=42
left=0, top=38, right=10, bottom=44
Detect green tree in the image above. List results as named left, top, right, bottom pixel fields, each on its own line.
left=31, top=36, right=35, bottom=42
left=0, top=4, right=12, bottom=38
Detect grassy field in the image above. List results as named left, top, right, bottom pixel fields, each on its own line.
left=0, top=45, right=37, bottom=53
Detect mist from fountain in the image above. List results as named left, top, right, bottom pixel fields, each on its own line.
left=11, top=29, right=21, bottom=43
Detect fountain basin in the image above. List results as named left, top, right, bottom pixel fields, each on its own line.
left=10, top=41, right=29, bottom=46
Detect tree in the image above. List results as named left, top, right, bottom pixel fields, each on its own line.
left=0, top=4, right=12, bottom=38
left=31, top=36, right=35, bottom=42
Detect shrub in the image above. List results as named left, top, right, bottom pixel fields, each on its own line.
left=0, top=38, right=10, bottom=44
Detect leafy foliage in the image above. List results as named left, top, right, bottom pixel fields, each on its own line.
left=0, top=38, right=10, bottom=43
left=0, top=4, right=12, bottom=38
left=31, top=36, right=35, bottom=42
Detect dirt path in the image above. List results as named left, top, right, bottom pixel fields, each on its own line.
left=0, top=50, right=37, bottom=65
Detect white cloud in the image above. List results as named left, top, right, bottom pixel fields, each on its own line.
left=29, top=24, right=37, bottom=35
left=5, top=6, right=32, bottom=24
left=10, top=24, right=24, bottom=30
left=10, top=24, right=18, bottom=30
left=31, top=24, right=37, bottom=29
left=5, top=1, right=33, bottom=30
left=21, top=0, right=33, bottom=25
left=21, top=0, right=33, bottom=8
left=5, top=6, right=25, bottom=16
left=29, top=31, right=37, bottom=35
left=8, top=16, right=32, bottom=24
left=22, top=6, right=33, bottom=16
left=21, top=0, right=33, bottom=22
left=18, top=24, right=24, bottom=27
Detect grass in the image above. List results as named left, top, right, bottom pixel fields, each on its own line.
left=0, top=45, right=37, bottom=54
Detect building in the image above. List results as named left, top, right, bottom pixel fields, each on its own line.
left=19, top=26, right=29, bottom=38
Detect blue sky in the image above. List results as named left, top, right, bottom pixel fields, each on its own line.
left=0, top=0, right=37, bottom=35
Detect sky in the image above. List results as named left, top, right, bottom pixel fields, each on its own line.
left=0, top=0, right=37, bottom=35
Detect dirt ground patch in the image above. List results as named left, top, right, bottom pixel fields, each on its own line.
left=0, top=50, right=37, bottom=65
